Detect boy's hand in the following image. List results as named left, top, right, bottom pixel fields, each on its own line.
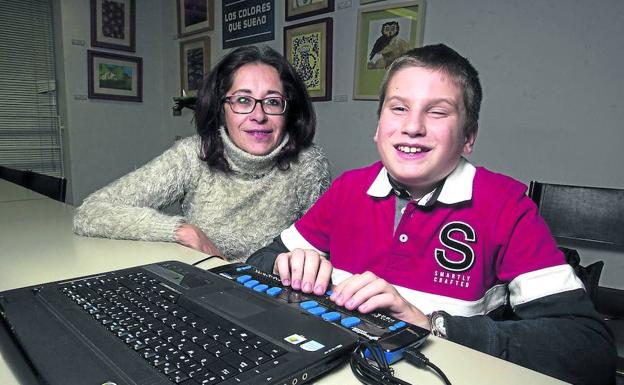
left=274, top=248, right=332, bottom=296
left=330, top=271, right=430, bottom=330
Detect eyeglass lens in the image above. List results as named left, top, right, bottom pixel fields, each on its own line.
left=226, top=96, right=286, bottom=115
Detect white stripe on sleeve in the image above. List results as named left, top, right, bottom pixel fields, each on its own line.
left=509, top=264, right=584, bottom=308
left=280, top=224, right=328, bottom=256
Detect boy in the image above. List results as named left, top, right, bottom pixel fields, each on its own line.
left=247, top=44, right=615, bottom=384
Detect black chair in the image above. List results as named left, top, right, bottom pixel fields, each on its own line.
left=529, top=181, right=624, bottom=381
left=0, top=165, right=66, bottom=202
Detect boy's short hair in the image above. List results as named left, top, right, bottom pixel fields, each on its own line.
left=377, top=44, right=482, bottom=138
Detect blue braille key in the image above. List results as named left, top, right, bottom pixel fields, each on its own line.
left=307, top=306, right=327, bottom=316
left=243, top=279, right=259, bottom=288
left=265, top=287, right=282, bottom=297
left=236, top=275, right=251, bottom=284
left=235, top=265, right=252, bottom=272
left=253, top=284, right=268, bottom=293
left=391, top=321, right=406, bottom=331
left=340, top=316, right=361, bottom=328
left=321, top=312, right=341, bottom=322
left=299, top=300, right=318, bottom=310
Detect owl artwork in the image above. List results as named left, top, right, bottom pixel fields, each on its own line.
left=367, top=21, right=409, bottom=70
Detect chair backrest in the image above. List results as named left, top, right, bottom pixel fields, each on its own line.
left=528, top=181, right=624, bottom=247
left=0, top=165, right=66, bottom=202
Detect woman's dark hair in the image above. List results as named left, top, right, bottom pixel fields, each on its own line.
left=195, top=45, right=316, bottom=172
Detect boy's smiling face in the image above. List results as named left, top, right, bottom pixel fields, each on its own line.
left=374, top=66, right=477, bottom=198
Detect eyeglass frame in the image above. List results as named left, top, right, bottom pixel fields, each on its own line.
left=222, top=95, right=288, bottom=115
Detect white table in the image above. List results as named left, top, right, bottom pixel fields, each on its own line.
left=0, top=195, right=567, bottom=385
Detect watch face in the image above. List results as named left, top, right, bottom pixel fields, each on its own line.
left=432, top=313, right=447, bottom=338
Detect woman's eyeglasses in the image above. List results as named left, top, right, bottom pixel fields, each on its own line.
left=223, top=95, right=287, bottom=115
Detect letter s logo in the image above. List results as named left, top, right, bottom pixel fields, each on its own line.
left=434, top=222, right=476, bottom=272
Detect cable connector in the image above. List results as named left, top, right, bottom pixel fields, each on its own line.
left=403, top=347, right=429, bottom=368
left=402, top=347, right=453, bottom=385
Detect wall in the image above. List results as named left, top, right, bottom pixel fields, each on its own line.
left=54, top=0, right=176, bottom=204
left=57, top=0, right=624, bottom=287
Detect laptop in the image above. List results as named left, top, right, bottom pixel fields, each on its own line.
left=0, top=260, right=359, bottom=385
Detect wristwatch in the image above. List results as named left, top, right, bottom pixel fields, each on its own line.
left=429, top=311, right=448, bottom=339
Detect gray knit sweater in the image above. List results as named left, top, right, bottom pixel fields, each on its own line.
left=73, top=129, right=331, bottom=262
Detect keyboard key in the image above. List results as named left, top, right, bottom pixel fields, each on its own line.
left=265, top=287, right=282, bottom=297
left=259, top=344, right=286, bottom=358
left=253, top=284, right=269, bottom=293
left=243, top=280, right=259, bottom=288
left=389, top=321, right=407, bottom=331
left=340, top=316, right=361, bottom=328
left=206, top=360, right=237, bottom=380
left=321, top=312, right=341, bottom=322
left=222, top=352, right=254, bottom=372
left=307, top=306, right=327, bottom=316
left=244, top=349, right=269, bottom=365
left=170, top=370, right=190, bottom=383
left=236, top=275, right=252, bottom=284
left=299, top=300, right=318, bottom=310
left=197, top=371, right=221, bottom=384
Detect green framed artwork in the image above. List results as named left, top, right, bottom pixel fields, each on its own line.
left=284, top=18, right=333, bottom=101
left=88, top=50, right=142, bottom=102
left=353, top=0, right=426, bottom=100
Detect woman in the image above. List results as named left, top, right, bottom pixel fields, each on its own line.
left=73, top=46, right=330, bottom=262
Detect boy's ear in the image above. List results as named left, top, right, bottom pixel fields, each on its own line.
left=462, top=124, right=478, bottom=155
left=373, top=123, right=380, bottom=143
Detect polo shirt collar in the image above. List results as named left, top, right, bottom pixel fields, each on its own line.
left=366, top=157, right=477, bottom=206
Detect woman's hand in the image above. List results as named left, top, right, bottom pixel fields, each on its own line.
left=330, top=271, right=430, bottom=329
left=175, top=224, right=222, bottom=257
left=274, top=248, right=332, bottom=296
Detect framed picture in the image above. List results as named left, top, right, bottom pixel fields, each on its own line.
left=177, top=0, right=214, bottom=37
left=285, top=0, right=334, bottom=22
left=353, top=0, right=426, bottom=100
left=284, top=18, right=333, bottom=101
left=180, top=37, right=210, bottom=97
left=88, top=50, right=142, bottom=102
left=90, top=0, right=135, bottom=52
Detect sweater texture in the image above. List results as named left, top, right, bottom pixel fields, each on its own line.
left=73, top=129, right=330, bottom=261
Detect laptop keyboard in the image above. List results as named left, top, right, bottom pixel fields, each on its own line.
left=58, top=271, right=287, bottom=385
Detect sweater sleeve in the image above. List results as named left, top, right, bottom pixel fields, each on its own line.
left=294, top=144, right=331, bottom=216
left=73, top=137, right=200, bottom=242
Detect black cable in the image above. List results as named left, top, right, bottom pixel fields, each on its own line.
left=403, top=347, right=453, bottom=385
left=349, top=341, right=412, bottom=385
left=192, top=255, right=221, bottom=266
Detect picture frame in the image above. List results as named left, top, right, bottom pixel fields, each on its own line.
left=88, top=50, right=143, bottom=102
left=180, top=37, right=211, bottom=97
left=285, top=0, right=334, bottom=22
left=177, top=0, right=215, bottom=37
left=90, top=0, right=135, bottom=52
left=284, top=18, right=333, bottom=101
left=353, top=0, right=426, bottom=100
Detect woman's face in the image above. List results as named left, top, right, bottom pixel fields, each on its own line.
left=223, top=63, right=287, bottom=156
